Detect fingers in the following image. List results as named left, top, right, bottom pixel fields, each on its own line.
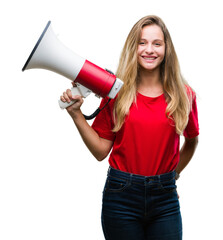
left=71, top=94, right=83, bottom=102
left=60, top=90, right=83, bottom=110
left=65, top=94, right=84, bottom=113
left=60, top=89, right=75, bottom=103
left=60, top=92, right=69, bottom=103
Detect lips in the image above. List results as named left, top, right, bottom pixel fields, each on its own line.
left=142, top=56, right=157, bottom=60
left=141, top=55, right=157, bottom=63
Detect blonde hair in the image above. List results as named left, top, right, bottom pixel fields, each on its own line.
left=113, top=15, right=193, bottom=135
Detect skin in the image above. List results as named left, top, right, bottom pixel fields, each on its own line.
left=137, top=24, right=165, bottom=97
left=60, top=24, right=198, bottom=178
left=61, top=85, right=113, bottom=161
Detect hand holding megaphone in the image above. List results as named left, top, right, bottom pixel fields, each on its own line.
left=60, top=82, right=85, bottom=111
left=22, top=21, right=123, bottom=119
left=59, top=82, right=90, bottom=109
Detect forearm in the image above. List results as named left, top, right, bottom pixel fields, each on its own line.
left=70, top=110, right=110, bottom=161
left=60, top=91, right=112, bottom=160
left=175, top=137, right=198, bottom=174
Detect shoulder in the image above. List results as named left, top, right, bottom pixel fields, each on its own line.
left=101, top=95, right=118, bottom=108
left=185, top=84, right=196, bottom=99
left=97, top=96, right=117, bottom=118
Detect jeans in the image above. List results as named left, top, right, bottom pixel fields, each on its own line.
left=101, top=167, right=182, bottom=240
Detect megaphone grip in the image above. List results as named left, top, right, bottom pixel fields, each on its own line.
left=58, top=86, right=82, bottom=109
left=58, top=99, right=78, bottom=109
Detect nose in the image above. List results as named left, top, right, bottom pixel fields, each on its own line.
left=145, top=43, right=154, bottom=54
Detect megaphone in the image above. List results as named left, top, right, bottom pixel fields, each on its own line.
left=22, top=21, right=123, bottom=119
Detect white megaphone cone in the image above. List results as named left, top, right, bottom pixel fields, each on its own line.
left=22, top=21, right=123, bottom=119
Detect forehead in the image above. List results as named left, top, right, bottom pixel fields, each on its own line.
left=140, top=24, right=164, bottom=40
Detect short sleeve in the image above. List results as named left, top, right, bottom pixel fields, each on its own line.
left=91, top=97, right=116, bottom=141
left=183, top=95, right=199, bottom=138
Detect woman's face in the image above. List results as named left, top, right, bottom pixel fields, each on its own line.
left=137, top=24, right=165, bottom=72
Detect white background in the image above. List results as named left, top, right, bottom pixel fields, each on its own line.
left=0, top=0, right=222, bottom=239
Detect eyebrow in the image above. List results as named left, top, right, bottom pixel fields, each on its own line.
left=139, top=38, right=164, bottom=42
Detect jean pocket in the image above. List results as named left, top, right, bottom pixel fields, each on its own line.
left=159, top=178, right=177, bottom=193
left=104, top=176, right=130, bottom=193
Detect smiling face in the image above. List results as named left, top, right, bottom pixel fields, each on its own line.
left=137, top=24, right=165, bottom=72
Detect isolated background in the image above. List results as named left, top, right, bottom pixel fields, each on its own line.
left=0, top=0, right=222, bottom=239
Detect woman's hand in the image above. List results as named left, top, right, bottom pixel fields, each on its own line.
left=60, top=83, right=84, bottom=118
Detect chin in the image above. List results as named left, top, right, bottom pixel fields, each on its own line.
left=141, top=65, right=159, bottom=72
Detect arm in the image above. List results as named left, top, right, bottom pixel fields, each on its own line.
left=61, top=89, right=113, bottom=161
left=175, top=136, right=199, bottom=175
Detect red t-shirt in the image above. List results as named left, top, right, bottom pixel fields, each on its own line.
left=92, top=91, right=199, bottom=176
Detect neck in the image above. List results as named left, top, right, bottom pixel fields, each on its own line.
left=137, top=67, right=163, bottom=92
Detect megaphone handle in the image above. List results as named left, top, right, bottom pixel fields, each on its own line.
left=58, top=86, right=82, bottom=109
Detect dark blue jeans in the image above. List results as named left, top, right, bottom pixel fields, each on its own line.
left=101, top=167, right=182, bottom=240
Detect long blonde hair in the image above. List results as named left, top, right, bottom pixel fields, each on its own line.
left=113, top=15, right=193, bottom=135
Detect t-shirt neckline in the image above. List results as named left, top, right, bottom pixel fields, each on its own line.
left=137, top=92, right=164, bottom=99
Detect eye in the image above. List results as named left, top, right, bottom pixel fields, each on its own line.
left=139, top=42, right=145, bottom=45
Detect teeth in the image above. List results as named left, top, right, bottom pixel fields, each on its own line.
left=144, top=57, right=156, bottom=60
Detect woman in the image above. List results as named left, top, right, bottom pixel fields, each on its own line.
left=60, top=15, right=199, bottom=240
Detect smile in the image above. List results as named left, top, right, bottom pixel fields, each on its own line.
left=141, top=56, right=157, bottom=63
left=142, top=56, right=157, bottom=60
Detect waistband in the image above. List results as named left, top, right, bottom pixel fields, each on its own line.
left=107, top=167, right=176, bottom=184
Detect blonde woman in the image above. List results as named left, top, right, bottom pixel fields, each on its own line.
left=61, top=15, right=199, bottom=240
